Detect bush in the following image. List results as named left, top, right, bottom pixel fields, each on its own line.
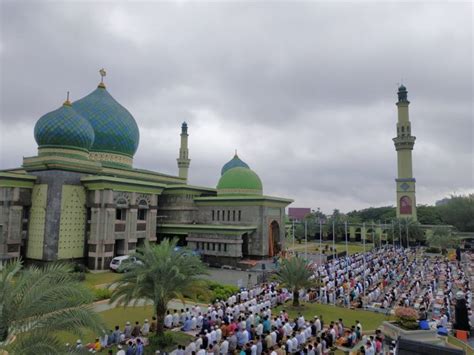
left=93, top=288, right=112, bottom=301
left=149, top=333, right=174, bottom=348
left=425, top=247, right=441, bottom=254
left=208, top=282, right=239, bottom=303
left=394, top=307, right=419, bottom=330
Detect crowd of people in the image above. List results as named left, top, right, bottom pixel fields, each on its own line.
left=76, top=245, right=472, bottom=354
left=310, top=246, right=472, bottom=332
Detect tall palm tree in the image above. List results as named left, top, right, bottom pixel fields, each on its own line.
left=0, top=259, right=104, bottom=354
left=110, top=239, right=208, bottom=336
left=274, top=256, right=314, bottom=306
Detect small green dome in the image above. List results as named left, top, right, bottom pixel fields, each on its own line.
left=72, top=86, right=139, bottom=157
left=217, top=167, right=263, bottom=196
left=34, top=102, right=95, bottom=151
left=221, top=154, right=250, bottom=175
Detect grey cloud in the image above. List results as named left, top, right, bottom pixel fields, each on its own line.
left=0, top=1, right=472, bottom=213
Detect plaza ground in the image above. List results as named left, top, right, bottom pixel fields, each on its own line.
left=274, top=302, right=392, bottom=332
left=287, top=241, right=375, bottom=255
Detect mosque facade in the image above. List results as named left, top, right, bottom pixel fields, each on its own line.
left=0, top=73, right=292, bottom=269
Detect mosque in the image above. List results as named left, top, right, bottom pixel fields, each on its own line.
left=0, top=71, right=292, bottom=269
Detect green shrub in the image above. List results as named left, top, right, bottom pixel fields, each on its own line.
left=208, top=282, right=239, bottom=303
left=425, top=247, right=441, bottom=254
left=149, top=333, right=174, bottom=348
left=93, top=288, right=112, bottom=301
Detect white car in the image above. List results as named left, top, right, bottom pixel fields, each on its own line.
left=109, top=255, right=140, bottom=272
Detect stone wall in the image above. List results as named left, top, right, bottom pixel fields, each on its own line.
left=87, top=190, right=158, bottom=269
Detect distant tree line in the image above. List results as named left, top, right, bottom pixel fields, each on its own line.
left=289, top=194, right=473, bottom=242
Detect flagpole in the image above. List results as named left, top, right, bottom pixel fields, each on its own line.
left=319, top=219, right=323, bottom=302
left=363, top=222, right=366, bottom=301
left=344, top=221, right=349, bottom=308
left=406, top=221, right=409, bottom=249
left=392, top=220, right=395, bottom=249
left=332, top=220, right=336, bottom=306
left=372, top=221, right=375, bottom=250
left=319, top=220, right=322, bottom=266
left=344, top=221, right=348, bottom=257
left=398, top=220, right=402, bottom=248
left=292, top=219, right=295, bottom=251
left=304, top=219, right=308, bottom=259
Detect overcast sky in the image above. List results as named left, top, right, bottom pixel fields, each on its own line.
left=0, top=1, right=472, bottom=213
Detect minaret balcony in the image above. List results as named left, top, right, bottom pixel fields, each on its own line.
left=393, top=136, right=416, bottom=150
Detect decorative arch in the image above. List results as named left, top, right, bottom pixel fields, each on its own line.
left=400, top=196, right=412, bottom=214
left=355, top=227, right=362, bottom=242
left=268, top=220, right=280, bottom=257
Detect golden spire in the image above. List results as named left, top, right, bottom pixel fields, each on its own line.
left=63, top=91, right=72, bottom=106
left=98, top=68, right=107, bottom=88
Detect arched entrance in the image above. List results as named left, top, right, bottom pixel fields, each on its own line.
left=355, top=228, right=362, bottom=242
left=366, top=229, right=374, bottom=243
left=268, top=221, right=280, bottom=257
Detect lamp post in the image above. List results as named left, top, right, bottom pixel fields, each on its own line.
left=304, top=219, right=308, bottom=260
left=292, top=219, right=295, bottom=251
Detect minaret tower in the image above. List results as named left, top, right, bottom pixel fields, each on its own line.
left=177, top=122, right=191, bottom=181
left=393, top=85, right=417, bottom=220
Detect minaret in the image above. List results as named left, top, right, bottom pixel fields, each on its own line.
left=393, top=85, right=417, bottom=220
left=177, top=122, right=191, bottom=181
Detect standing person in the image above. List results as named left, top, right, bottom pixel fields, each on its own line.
left=142, top=319, right=150, bottom=336
left=150, top=316, right=157, bottom=333
left=116, top=344, right=126, bottom=355
left=136, top=338, right=144, bottom=355
left=124, top=321, right=132, bottom=339
left=132, top=321, right=141, bottom=337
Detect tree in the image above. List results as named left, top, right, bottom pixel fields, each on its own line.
left=417, top=205, right=443, bottom=225
left=0, top=260, right=104, bottom=355
left=325, top=209, right=347, bottom=241
left=426, top=226, right=459, bottom=253
left=386, top=218, right=424, bottom=247
left=110, top=239, right=208, bottom=336
left=274, top=256, right=314, bottom=306
left=438, top=194, right=474, bottom=232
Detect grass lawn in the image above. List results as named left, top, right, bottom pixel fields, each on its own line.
left=84, top=271, right=122, bottom=288
left=58, top=305, right=193, bottom=353
left=289, top=242, right=374, bottom=255
left=274, top=302, right=393, bottom=332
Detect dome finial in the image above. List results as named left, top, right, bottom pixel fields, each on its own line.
left=235, top=149, right=238, bottom=157
left=63, top=91, right=71, bottom=106
left=98, top=68, right=107, bottom=88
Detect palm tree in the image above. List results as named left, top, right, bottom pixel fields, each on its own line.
left=274, top=256, right=314, bottom=306
left=110, top=239, right=208, bottom=336
left=0, top=260, right=104, bottom=355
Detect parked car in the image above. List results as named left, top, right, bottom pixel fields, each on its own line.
left=109, top=255, right=141, bottom=272
left=173, top=246, right=201, bottom=256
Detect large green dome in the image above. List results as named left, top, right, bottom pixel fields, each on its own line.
left=34, top=102, right=95, bottom=152
left=72, top=86, right=139, bottom=157
left=217, top=167, right=263, bottom=196
left=221, top=154, right=250, bottom=175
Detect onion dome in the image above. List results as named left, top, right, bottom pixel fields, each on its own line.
left=72, top=85, right=139, bottom=158
left=34, top=100, right=95, bottom=152
left=221, top=153, right=250, bottom=175
left=217, top=166, right=263, bottom=196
